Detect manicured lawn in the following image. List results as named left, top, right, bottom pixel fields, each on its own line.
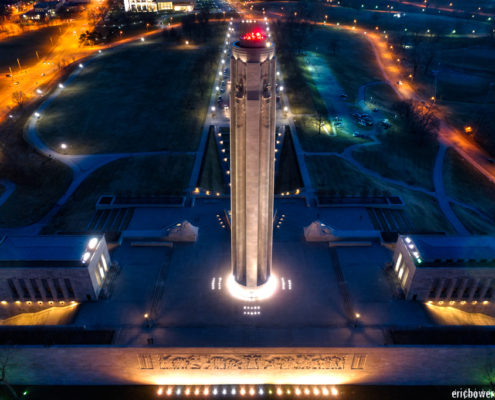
left=38, top=31, right=222, bottom=154
left=451, top=203, right=495, bottom=235
left=198, top=127, right=225, bottom=194
left=317, top=27, right=383, bottom=103
left=0, top=95, right=73, bottom=228
left=306, top=155, right=454, bottom=233
left=275, top=126, right=303, bottom=194
left=0, top=158, right=72, bottom=228
left=352, top=129, right=438, bottom=191
left=0, top=25, right=61, bottom=72
left=364, top=83, right=401, bottom=111
left=443, top=148, right=495, bottom=216
left=44, top=154, right=194, bottom=232
left=276, top=52, right=327, bottom=116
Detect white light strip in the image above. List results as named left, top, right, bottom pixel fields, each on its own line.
left=227, top=274, right=277, bottom=302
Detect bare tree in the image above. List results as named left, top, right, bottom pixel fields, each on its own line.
left=393, top=100, right=439, bottom=143
left=314, top=112, right=326, bottom=135
left=483, top=361, right=495, bottom=391
left=0, top=347, right=19, bottom=400
left=11, top=91, right=26, bottom=109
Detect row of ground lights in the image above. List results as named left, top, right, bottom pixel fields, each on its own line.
left=426, top=300, right=491, bottom=306
left=404, top=237, right=422, bottom=264
left=1, top=300, right=77, bottom=305
left=156, top=385, right=339, bottom=397
left=193, top=188, right=222, bottom=197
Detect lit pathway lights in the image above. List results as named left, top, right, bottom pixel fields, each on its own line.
left=354, top=312, right=361, bottom=327
left=144, top=312, right=153, bottom=328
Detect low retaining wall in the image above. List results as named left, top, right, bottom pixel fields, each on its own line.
left=3, top=346, right=495, bottom=385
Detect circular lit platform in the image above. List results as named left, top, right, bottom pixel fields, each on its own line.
left=226, top=274, right=277, bottom=301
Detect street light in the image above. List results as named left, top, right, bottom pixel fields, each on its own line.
left=144, top=313, right=152, bottom=328
left=354, top=312, right=361, bottom=327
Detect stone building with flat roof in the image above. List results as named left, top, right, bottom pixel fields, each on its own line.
left=393, top=235, right=495, bottom=308
left=0, top=235, right=111, bottom=303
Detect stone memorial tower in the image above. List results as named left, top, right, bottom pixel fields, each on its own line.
left=228, top=23, right=277, bottom=300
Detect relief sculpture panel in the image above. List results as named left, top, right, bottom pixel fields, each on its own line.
left=143, top=353, right=355, bottom=371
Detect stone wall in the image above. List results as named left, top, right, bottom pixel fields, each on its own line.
left=3, top=346, right=495, bottom=385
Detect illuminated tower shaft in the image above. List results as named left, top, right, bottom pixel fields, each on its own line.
left=230, top=30, right=276, bottom=290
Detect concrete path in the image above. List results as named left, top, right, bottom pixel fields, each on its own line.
left=433, top=144, right=469, bottom=234
left=0, top=179, right=15, bottom=207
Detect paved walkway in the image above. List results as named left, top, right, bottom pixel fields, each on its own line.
left=433, top=144, right=469, bottom=234
left=0, top=179, right=15, bottom=207
left=301, top=46, right=475, bottom=234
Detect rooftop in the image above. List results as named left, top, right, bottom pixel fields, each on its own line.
left=401, top=235, right=495, bottom=267
left=0, top=235, right=103, bottom=268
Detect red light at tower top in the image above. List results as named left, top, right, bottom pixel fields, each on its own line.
left=241, top=30, right=266, bottom=41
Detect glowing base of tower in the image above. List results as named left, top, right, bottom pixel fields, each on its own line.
left=226, top=274, right=277, bottom=302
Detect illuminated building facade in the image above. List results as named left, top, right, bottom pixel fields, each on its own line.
left=123, top=0, right=193, bottom=12
left=0, top=235, right=111, bottom=303
left=393, top=235, right=495, bottom=305
left=229, top=24, right=277, bottom=299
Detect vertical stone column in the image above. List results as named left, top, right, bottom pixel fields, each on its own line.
left=229, top=26, right=276, bottom=297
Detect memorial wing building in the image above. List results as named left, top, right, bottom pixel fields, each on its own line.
left=0, top=235, right=111, bottom=303
left=393, top=235, right=495, bottom=306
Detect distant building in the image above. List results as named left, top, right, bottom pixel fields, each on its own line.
left=33, top=1, right=59, bottom=16
left=21, top=10, right=47, bottom=21
left=123, top=0, right=193, bottom=12
left=172, top=1, right=193, bottom=11
left=0, top=235, right=111, bottom=303
left=157, top=0, right=173, bottom=11
left=393, top=235, right=495, bottom=306
left=58, top=0, right=87, bottom=13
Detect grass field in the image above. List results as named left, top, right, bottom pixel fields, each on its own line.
left=38, top=30, right=223, bottom=154
left=197, top=127, right=225, bottom=194
left=44, top=154, right=194, bottom=232
left=275, top=127, right=303, bottom=194
left=276, top=51, right=327, bottom=116
left=0, top=25, right=61, bottom=72
left=316, top=27, right=383, bottom=103
left=0, top=90, right=74, bottom=228
left=443, top=148, right=495, bottom=216
left=306, top=155, right=454, bottom=232
left=364, top=83, right=401, bottom=112
left=0, top=158, right=72, bottom=228
left=352, top=128, right=438, bottom=191
left=450, top=203, right=495, bottom=235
